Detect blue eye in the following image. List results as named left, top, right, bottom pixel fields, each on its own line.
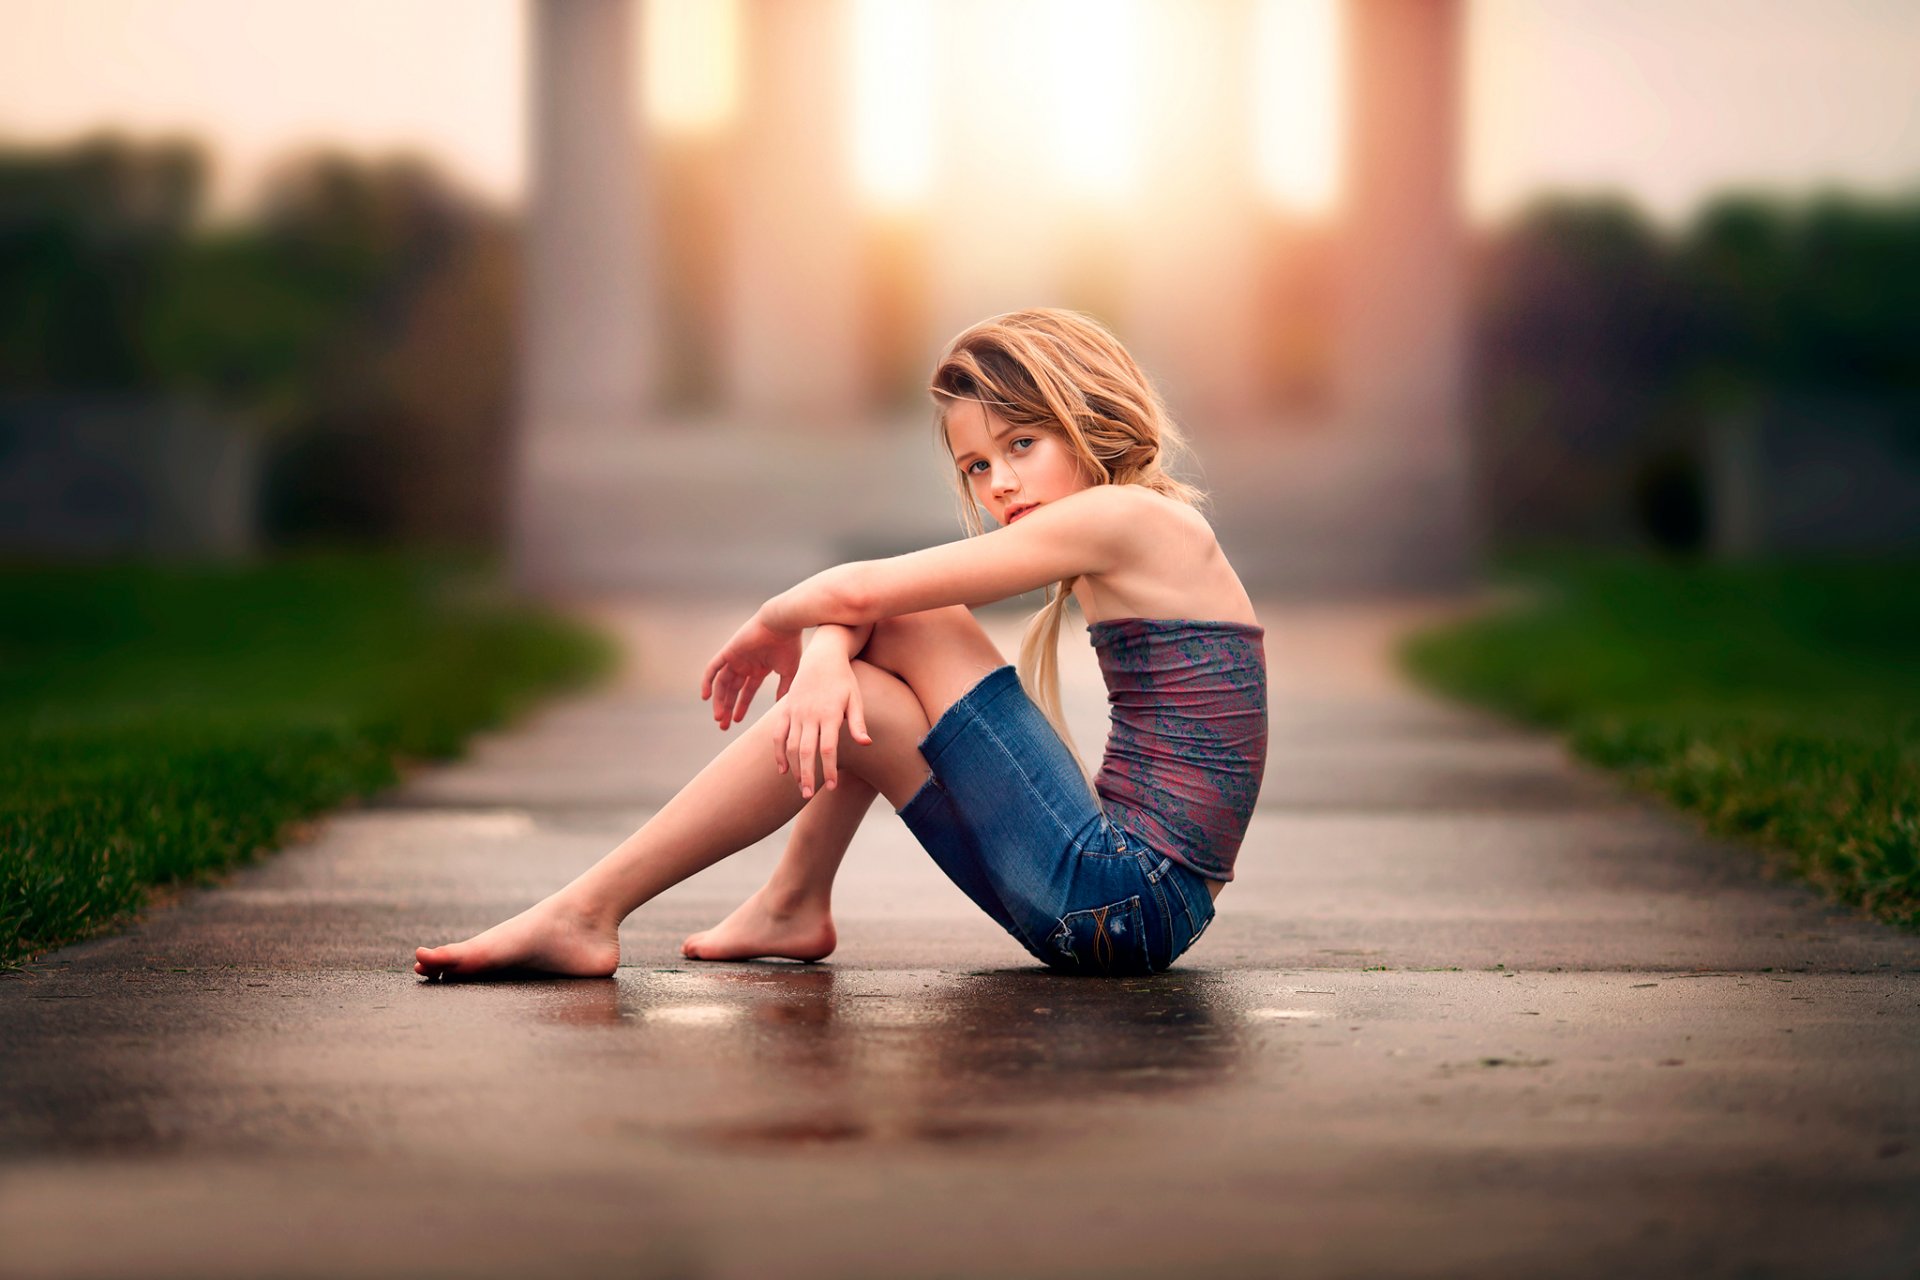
left=965, top=459, right=988, bottom=475
left=1012, top=437, right=1034, bottom=451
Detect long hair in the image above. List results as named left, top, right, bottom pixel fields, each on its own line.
left=928, top=308, right=1205, bottom=771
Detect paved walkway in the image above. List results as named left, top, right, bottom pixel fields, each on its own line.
left=3, top=599, right=1917, bottom=1279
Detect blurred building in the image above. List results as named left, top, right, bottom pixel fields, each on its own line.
left=511, top=0, right=1477, bottom=598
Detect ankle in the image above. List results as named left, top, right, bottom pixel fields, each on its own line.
left=545, top=886, right=624, bottom=935
left=760, top=882, right=830, bottom=918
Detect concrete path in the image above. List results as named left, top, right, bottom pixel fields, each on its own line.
left=3, top=599, right=1917, bottom=1280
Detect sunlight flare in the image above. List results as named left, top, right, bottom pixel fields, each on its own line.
left=1255, top=0, right=1342, bottom=212
left=643, top=0, right=741, bottom=135
left=852, top=0, right=935, bottom=208
left=1048, top=0, right=1143, bottom=198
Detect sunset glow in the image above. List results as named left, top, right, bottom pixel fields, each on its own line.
left=1048, top=0, right=1144, bottom=198
left=846, top=0, right=1334, bottom=212
left=1254, top=0, right=1343, bottom=213
left=851, top=0, right=935, bottom=209
left=641, top=0, right=740, bottom=136
left=850, top=0, right=1148, bottom=208
left=1, top=1, right=1909, bottom=226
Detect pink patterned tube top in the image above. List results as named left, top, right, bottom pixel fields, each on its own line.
left=1088, top=616, right=1269, bottom=881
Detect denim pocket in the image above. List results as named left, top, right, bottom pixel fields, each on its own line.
left=1045, top=895, right=1151, bottom=975
left=1160, top=861, right=1215, bottom=942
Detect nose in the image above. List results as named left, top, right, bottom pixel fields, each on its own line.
left=989, top=458, right=1021, bottom=496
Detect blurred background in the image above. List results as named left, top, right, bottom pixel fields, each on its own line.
left=2, top=0, right=1917, bottom=594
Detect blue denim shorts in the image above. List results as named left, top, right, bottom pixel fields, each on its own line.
left=895, top=665, right=1218, bottom=975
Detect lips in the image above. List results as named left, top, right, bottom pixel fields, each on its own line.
left=1005, top=504, right=1038, bottom=524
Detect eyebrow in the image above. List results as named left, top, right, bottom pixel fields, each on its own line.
left=949, top=421, right=1025, bottom=467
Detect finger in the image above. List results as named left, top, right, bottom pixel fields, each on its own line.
left=848, top=689, right=871, bottom=744
left=820, top=728, right=839, bottom=790
left=798, top=724, right=818, bottom=797
left=771, top=709, right=790, bottom=773
left=731, top=675, right=762, bottom=728
left=701, top=655, right=724, bottom=701
left=775, top=668, right=794, bottom=700
left=785, top=720, right=802, bottom=777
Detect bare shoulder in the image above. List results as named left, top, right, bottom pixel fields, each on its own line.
left=1113, top=484, right=1218, bottom=545
left=1048, top=484, right=1209, bottom=556
left=1073, top=484, right=1253, bottom=623
left=1063, top=482, right=1197, bottom=523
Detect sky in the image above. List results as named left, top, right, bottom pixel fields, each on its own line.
left=0, top=0, right=1915, bottom=226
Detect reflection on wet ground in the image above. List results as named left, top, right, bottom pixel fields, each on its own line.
left=527, top=965, right=1261, bottom=1152
left=2, top=960, right=1316, bottom=1161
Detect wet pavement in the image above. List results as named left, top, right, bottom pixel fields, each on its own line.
left=3, top=600, right=1918, bottom=1279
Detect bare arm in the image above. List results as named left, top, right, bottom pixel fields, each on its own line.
left=806, top=621, right=874, bottom=664
left=703, top=486, right=1142, bottom=730
left=758, top=485, right=1141, bottom=632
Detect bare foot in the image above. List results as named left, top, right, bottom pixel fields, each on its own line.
left=682, top=887, right=836, bottom=963
left=415, top=895, right=619, bottom=980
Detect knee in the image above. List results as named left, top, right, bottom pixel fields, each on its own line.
left=867, top=606, right=997, bottom=666
left=843, top=660, right=934, bottom=806
left=849, top=659, right=930, bottom=739
left=871, top=606, right=968, bottom=648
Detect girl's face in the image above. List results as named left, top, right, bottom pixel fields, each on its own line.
left=944, top=399, right=1095, bottom=528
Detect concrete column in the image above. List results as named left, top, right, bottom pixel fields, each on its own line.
left=512, top=0, right=655, bottom=591
left=1125, top=0, right=1264, bottom=428
left=726, top=0, right=866, bottom=426
left=1334, top=0, right=1475, bottom=585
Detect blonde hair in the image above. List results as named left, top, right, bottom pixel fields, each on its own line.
left=929, top=308, right=1205, bottom=770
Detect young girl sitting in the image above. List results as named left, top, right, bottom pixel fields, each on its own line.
left=415, top=308, right=1266, bottom=980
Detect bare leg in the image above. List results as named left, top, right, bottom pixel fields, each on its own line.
left=680, top=772, right=876, bottom=962
left=414, top=664, right=930, bottom=980
left=679, top=607, right=1004, bottom=963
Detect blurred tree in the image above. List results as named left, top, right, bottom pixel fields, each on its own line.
left=247, top=152, right=516, bottom=545
left=1676, top=196, right=1791, bottom=410
left=1474, top=189, right=1920, bottom=552
left=142, top=230, right=349, bottom=430
left=1474, top=196, right=1694, bottom=544
left=1781, top=195, right=1920, bottom=391
left=0, top=137, right=517, bottom=548
left=0, top=135, right=204, bottom=390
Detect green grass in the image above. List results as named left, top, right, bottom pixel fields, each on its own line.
left=1399, top=550, right=1920, bottom=931
left=0, top=554, right=616, bottom=968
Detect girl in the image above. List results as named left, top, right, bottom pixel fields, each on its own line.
left=415, top=309, right=1266, bottom=980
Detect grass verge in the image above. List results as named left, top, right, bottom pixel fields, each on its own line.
left=1399, top=550, right=1920, bottom=931
left=1, top=554, right=616, bottom=968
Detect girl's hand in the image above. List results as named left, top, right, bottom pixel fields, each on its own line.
left=767, top=649, right=872, bottom=799
left=701, top=612, right=802, bottom=730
